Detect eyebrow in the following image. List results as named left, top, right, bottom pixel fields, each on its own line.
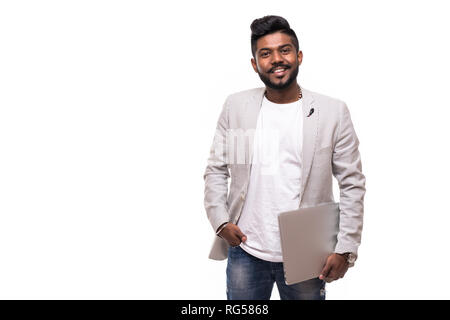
left=258, top=44, right=293, bottom=53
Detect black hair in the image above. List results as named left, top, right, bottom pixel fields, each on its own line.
left=250, top=15, right=299, bottom=58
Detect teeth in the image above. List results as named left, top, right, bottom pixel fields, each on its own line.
left=274, top=68, right=286, bottom=73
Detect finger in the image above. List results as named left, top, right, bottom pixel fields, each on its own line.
left=327, top=271, right=341, bottom=282
left=324, top=277, right=334, bottom=283
left=229, top=238, right=239, bottom=247
left=325, top=261, right=342, bottom=281
left=234, top=227, right=247, bottom=242
left=339, top=267, right=348, bottom=279
left=338, top=262, right=348, bottom=278
left=328, top=271, right=339, bottom=281
left=226, top=232, right=239, bottom=246
left=336, top=267, right=344, bottom=279
left=233, top=233, right=244, bottom=246
left=319, top=261, right=332, bottom=280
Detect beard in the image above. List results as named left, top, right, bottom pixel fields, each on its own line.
left=257, top=63, right=299, bottom=90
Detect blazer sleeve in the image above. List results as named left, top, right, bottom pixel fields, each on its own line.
left=203, top=97, right=231, bottom=233
left=332, top=102, right=366, bottom=258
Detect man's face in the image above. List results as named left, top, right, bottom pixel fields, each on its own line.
left=251, top=31, right=303, bottom=90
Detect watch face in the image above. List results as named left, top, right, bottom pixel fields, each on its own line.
left=348, top=254, right=356, bottom=263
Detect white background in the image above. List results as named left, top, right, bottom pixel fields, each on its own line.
left=1, top=0, right=449, bottom=299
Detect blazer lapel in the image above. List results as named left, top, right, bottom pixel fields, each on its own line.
left=245, top=87, right=265, bottom=170
left=299, top=87, right=318, bottom=205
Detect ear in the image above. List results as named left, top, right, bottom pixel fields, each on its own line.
left=250, top=58, right=258, bottom=73
left=297, top=50, right=303, bottom=65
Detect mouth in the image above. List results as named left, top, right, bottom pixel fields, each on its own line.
left=271, top=66, right=289, bottom=77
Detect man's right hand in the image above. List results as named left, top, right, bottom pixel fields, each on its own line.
left=218, top=223, right=247, bottom=247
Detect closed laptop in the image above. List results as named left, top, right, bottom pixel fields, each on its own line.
left=278, top=202, right=340, bottom=285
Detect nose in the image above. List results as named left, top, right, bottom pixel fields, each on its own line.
left=271, top=50, right=284, bottom=65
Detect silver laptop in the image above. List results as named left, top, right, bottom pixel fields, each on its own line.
left=278, top=202, right=340, bottom=285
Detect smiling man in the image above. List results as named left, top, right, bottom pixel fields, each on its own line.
left=203, top=15, right=366, bottom=300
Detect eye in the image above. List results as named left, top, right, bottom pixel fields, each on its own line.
left=281, top=48, right=291, bottom=54
left=260, top=51, right=270, bottom=57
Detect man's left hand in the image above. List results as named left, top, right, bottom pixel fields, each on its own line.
left=319, top=253, right=349, bottom=283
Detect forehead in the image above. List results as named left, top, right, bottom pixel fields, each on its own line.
left=256, top=31, right=294, bottom=51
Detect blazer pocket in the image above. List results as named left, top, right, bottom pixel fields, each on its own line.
left=313, top=146, right=332, bottom=167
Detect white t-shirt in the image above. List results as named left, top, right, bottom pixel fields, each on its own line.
left=238, top=95, right=303, bottom=262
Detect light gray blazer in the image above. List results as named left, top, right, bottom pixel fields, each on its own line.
left=203, top=86, right=366, bottom=261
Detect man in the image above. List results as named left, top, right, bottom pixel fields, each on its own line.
left=203, top=15, right=366, bottom=300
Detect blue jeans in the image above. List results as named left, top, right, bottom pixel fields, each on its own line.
left=226, top=246, right=326, bottom=300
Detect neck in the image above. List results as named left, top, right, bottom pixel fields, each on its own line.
left=265, top=81, right=300, bottom=104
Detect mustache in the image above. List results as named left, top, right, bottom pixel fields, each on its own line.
left=269, top=65, right=290, bottom=73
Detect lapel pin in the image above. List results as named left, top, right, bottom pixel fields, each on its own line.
left=307, top=108, right=314, bottom=117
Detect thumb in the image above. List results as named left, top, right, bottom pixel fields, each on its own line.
left=319, top=260, right=331, bottom=280
left=235, top=227, right=247, bottom=242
